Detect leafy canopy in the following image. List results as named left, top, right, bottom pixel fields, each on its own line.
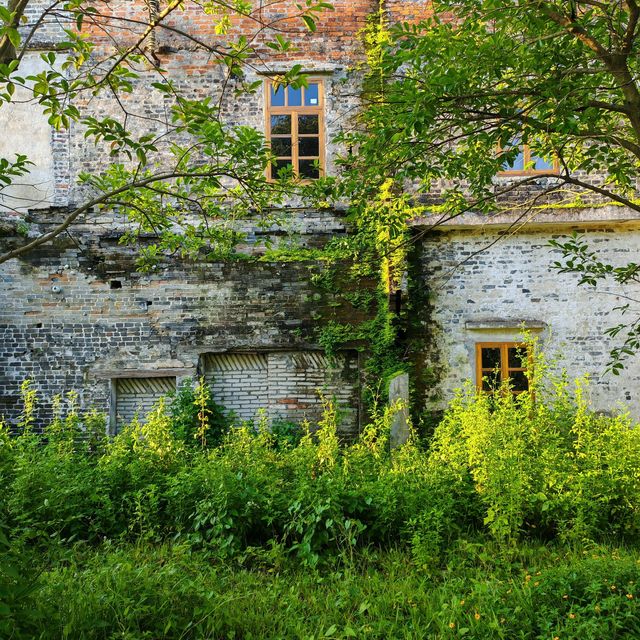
left=331, top=1, right=640, bottom=372
left=0, top=0, right=333, bottom=267
left=339, top=0, right=640, bottom=216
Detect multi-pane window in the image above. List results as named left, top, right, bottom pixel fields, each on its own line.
left=500, top=138, right=558, bottom=175
left=476, top=342, right=529, bottom=393
left=266, top=80, right=324, bottom=180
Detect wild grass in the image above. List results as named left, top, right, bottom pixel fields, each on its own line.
left=3, top=358, right=640, bottom=638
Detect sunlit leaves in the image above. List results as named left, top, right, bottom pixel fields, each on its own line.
left=0, top=155, right=34, bottom=187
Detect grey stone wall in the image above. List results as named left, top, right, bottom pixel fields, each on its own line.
left=0, top=230, right=367, bottom=435
left=203, top=350, right=360, bottom=431
left=416, top=220, right=640, bottom=417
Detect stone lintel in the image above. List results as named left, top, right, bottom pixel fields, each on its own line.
left=465, top=320, right=546, bottom=331
left=95, top=368, right=194, bottom=379
left=413, top=206, right=640, bottom=231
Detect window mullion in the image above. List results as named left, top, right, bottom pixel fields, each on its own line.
left=292, top=111, right=299, bottom=177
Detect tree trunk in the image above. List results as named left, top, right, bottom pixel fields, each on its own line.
left=0, top=0, right=31, bottom=64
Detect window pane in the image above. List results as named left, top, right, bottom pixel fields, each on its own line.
left=299, top=159, right=320, bottom=179
left=299, top=137, right=319, bottom=157
left=508, top=370, right=529, bottom=392
left=271, top=137, right=292, bottom=157
left=271, top=115, right=291, bottom=135
left=273, top=159, right=293, bottom=177
left=482, top=370, right=501, bottom=392
left=481, top=347, right=501, bottom=370
left=503, top=148, right=524, bottom=171
left=305, top=83, right=319, bottom=106
left=531, top=154, right=553, bottom=170
left=271, top=85, right=285, bottom=107
left=508, top=347, right=526, bottom=369
left=298, top=115, right=319, bottom=134
left=287, top=86, right=302, bottom=106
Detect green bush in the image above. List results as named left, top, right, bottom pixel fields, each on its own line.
left=168, top=377, right=230, bottom=448
left=430, top=347, right=640, bottom=544
left=4, top=348, right=640, bottom=563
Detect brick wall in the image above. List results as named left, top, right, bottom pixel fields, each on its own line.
left=0, top=228, right=369, bottom=434
left=114, top=376, right=177, bottom=431
left=203, top=350, right=361, bottom=433
left=416, top=223, right=640, bottom=416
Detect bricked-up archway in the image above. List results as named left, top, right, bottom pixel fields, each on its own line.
left=202, top=350, right=361, bottom=436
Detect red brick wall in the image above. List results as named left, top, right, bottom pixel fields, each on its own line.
left=81, top=0, right=379, bottom=64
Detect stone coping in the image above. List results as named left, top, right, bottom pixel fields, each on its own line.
left=412, top=205, right=640, bottom=231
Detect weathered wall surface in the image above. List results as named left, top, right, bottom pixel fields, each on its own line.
left=417, top=221, right=640, bottom=416
left=0, top=53, right=60, bottom=213
left=203, top=350, right=360, bottom=429
left=5, top=0, right=640, bottom=435
left=8, top=0, right=376, bottom=209
left=0, top=226, right=366, bottom=435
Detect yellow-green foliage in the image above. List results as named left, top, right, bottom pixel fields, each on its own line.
left=431, top=360, right=640, bottom=543
left=5, top=363, right=640, bottom=637
left=4, top=358, right=640, bottom=569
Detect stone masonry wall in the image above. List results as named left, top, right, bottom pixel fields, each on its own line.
left=0, top=231, right=368, bottom=436
left=417, top=222, right=640, bottom=417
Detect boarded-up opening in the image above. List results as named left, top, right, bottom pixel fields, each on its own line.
left=202, top=351, right=360, bottom=434
left=203, top=353, right=269, bottom=422
left=113, top=376, right=176, bottom=432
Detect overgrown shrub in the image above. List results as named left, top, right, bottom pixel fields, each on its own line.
left=430, top=348, right=640, bottom=543
left=3, top=350, right=640, bottom=565
left=168, top=377, right=230, bottom=448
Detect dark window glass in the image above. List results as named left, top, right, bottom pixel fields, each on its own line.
left=273, top=159, right=293, bottom=176
left=270, top=115, right=291, bottom=135
left=305, top=83, right=319, bottom=106
left=509, top=370, right=529, bottom=392
left=481, top=347, right=501, bottom=370
left=271, top=138, right=292, bottom=157
left=508, top=347, right=525, bottom=369
left=271, top=85, right=285, bottom=107
left=482, top=370, right=501, bottom=392
left=299, top=137, right=319, bottom=157
left=299, top=159, right=320, bottom=179
left=287, top=86, right=302, bottom=106
left=298, top=115, right=319, bottom=134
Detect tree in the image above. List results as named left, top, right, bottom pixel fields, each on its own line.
left=334, top=0, right=640, bottom=371
left=0, top=0, right=332, bottom=268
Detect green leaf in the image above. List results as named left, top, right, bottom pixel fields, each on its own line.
left=301, top=15, right=316, bottom=32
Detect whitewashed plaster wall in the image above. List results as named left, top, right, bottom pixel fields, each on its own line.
left=0, top=52, right=57, bottom=213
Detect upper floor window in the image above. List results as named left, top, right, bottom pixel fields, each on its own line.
left=266, top=79, right=324, bottom=180
left=499, top=138, right=558, bottom=175
left=476, top=342, right=529, bottom=393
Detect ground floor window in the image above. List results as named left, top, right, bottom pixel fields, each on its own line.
left=475, top=342, right=529, bottom=393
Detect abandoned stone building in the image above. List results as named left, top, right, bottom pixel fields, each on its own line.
left=1, top=0, right=640, bottom=434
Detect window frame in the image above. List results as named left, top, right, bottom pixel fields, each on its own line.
left=475, top=342, right=530, bottom=393
left=265, top=78, right=325, bottom=181
left=497, top=142, right=559, bottom=176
